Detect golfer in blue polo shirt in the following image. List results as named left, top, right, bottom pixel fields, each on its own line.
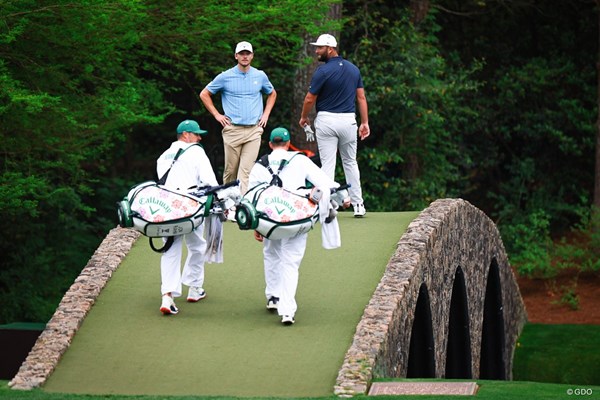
left=200, top=41, right=277, bottom=197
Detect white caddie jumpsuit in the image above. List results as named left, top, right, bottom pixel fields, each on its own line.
left=156, top=142, right=218, bottom=297
left=248, top=148, right=340, bottom=318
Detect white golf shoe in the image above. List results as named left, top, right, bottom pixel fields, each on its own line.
left=160, top=295, right=179, bottom=315
left=187, top=287, right=206, bottom=302
left=266, top=296, right=279, bottom=311
left=353, top=203, right=366, bottom=218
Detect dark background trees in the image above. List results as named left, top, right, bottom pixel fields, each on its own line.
left=1, top=0, right=597, bottom=323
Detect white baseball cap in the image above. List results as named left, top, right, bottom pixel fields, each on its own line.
left=310, top=34, right=337, bottom=47
left=235, top=41, right=253, bottom=53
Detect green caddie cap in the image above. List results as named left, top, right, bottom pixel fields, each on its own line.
left=269, top=127, right=290, bottom=143
left=177, top=119, right=207, bottom=135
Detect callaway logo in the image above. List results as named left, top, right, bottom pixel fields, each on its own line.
left=149, top=206, right=160, bottom=215
left=264, top=196, right=295, bottom=214
left=275, top=206, right=286, bottom=215
left=139, top=196, right=172, bottom=213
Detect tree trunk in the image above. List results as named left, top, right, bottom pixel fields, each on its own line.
left=291, top=34, right=319, bottom=153
left=291, top=3, right=342, bottom=154
left=410, top=0, right=430, bottom=25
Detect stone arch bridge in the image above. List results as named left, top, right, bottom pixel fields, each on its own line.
left=334, top=198, right=527, bottom=396
left=9, top=198, right=527, bottom=396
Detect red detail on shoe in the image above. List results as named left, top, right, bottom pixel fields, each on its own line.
left=187, top=294, right=206, bottom=303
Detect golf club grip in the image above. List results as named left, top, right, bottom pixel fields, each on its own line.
left=331, top=183, right=351, bottom=193
left=220, top=179, right=240, bottom=190
left=190, top=180, right=239, bottom=197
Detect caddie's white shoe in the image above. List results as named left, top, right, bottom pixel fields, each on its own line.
left=266, top=296, right=279, bottom=311
left=282, top=315, right=295, bottom=325
left=187, top=287, right=206, bottom=302
left=353, top=203, right=366, bottom=218
left=160, top=295, right=179, bottom=315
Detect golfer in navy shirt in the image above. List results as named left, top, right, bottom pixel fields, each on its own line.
left=299, top=34, right=370, bottom=217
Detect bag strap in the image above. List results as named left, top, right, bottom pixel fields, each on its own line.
left=257, top=152, right=302, bottom=187
left=157, top=144, right=203, bottom=185
left=157, top=148, right=183, bottom=185
left=149, top=236, right=174, bottom=253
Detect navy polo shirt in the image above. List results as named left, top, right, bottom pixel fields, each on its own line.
left=309, top=56, right=363, bottom=113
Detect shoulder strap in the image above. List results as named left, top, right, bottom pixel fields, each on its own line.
left=157, top=148, right=183, bottom=185
left=257, top=154, right=269, bottom=168
left=157, top=144, right=203, bottom=185
left=256, top=152, right=303, bottom=187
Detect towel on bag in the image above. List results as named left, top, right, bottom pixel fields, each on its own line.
left=204, top=216, right=224, bottom=263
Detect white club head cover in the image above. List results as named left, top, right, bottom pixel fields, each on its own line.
left=217, top=186, right=242, bottom=203
left=331, top=189, right=349, bottom=205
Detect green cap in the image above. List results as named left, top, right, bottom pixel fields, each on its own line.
left=269, top=127, right=290, bottom=143
left=177, top=119, right=207, bottom=135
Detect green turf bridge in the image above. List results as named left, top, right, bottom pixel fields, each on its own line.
left=8, top=198, right=526, bottom=397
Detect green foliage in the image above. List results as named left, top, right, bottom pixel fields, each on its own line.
left=429, top=1, right=597, bottom=279
left=0, top=0, right=342, bottom=324
left=343, top=9, right=481, bottom=210
left=355, top=148, right=404, bottom=211
left=500, top=209, right=554, bottom=279
left=0, top=0, right=598, bottom=326
left=552, top=207, right=600, bottom=274
left=553, top=285, right=579, bottom=311
left=441, top=1, right=596, bottom=237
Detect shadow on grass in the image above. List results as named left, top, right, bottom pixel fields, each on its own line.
left=513, top=323, right=600, bottom=385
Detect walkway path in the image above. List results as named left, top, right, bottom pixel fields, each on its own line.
left=42, top=212, right=418, bottom=397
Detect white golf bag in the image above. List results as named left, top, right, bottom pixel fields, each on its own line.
left=235, top=183, right=321, bottom=240
left=235, top=180, right=350, bottom=241
left=117, top=180, right=240, bottom=252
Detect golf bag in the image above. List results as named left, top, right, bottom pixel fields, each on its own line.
left=117, top=179, right=240, bottom=252
left=235, top=183, right=320, bottom=240
left=234, top=152, right=349, bottom=240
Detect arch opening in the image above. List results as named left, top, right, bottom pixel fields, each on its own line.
left=479, top=258, right=506, bottom=379
left=406, top=283, right=436, bottom=378
left=445, top=266, right=472, bottom=378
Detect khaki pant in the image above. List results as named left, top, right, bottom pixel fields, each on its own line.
left=222, top=124, right=263, bottom=194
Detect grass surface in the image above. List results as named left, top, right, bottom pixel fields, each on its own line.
left=3, top=380, right=600, bottom=399
left=513, top=323, right=600, bottom=385
left=40, top=212, right=419, bottom=397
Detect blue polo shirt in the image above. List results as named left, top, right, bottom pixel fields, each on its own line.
left=309, top=56, right=363, bottom=113
left=205, top=66, right=275, bottom=125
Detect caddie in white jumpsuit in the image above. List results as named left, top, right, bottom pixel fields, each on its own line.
left=155, top=119, right=219, bottom=315
left=248, top=127, right=343, bottom=325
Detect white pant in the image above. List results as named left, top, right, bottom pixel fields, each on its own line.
left=315, top=111, right=364, bottom=205
left=263, top=234, right=308, bottom=317
left=160, top=226, right=207, bottom=297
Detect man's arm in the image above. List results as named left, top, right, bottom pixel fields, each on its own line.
left=258, top=89, right=277, bottom=128
left=356, top=88, right=370, bottom=140
left=299, top=92, right=318, bottom=127
left=199, top=88, right=231, bottom=127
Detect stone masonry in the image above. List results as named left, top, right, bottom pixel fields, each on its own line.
left=333, top=198, right=527, bottom=396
